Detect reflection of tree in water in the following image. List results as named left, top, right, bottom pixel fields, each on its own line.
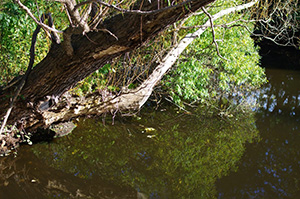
left=0, top=147, right=136, bottom=198
left=31, top=106, right=258, bottom=198
left=217, top=69, right=300, bottom=198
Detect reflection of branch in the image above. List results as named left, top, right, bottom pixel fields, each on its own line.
left=0, top=157, right=17, bottom=183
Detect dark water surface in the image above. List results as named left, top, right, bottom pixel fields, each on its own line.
left=0, top=68, right=299, bottom=199
left=217, top=68, right=300, bottom=198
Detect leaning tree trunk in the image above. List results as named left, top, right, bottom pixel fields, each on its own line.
left=37, top=0, right=259, bottom=128
left=0, top=0, right=215, bottom=130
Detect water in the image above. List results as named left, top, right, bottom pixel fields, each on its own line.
left=0, top=68, right=299, bottom=198
left=217, top=68, right=300, bottom=198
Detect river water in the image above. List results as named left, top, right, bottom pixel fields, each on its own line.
left=0, top=68, right=299, bottom=198
left=217, top=68, right=300, bottom=198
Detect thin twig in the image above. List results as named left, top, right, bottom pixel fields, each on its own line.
left=201, top=6, right=229, bottom=61
left=64, top=4, right=74, bottom=26
left=73, top=0, right=195, bottom=15
left=97, top=28, right=118, bottom=40
left=15, top=0, right=63, bottom=34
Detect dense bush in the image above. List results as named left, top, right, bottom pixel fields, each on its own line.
left=164, top=6, right=267, bottom=107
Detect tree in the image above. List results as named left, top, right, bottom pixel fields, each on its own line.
left=252, top=0, right=300, bottom=48
left=0, top=0, right=264, bottom=153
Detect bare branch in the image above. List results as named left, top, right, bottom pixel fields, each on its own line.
left=97, top=28, right=118, bottom=40
left=74, top=0, right=195, bottom=15
left=201, top=6, right=229, bottom=61
left=64, top=4, right=74, bottom=26
left=253, top=0, right=300, bottom=48
left=62, top=0, right=90, bottom=32
left=242, top=24, right=296, bottom=47
left=14, top=0, right=63, bottom=34
left=45, top=13, right=61, bottom=44
left=173, top=10, right=205, bottom=45
left=81, top=2, right=93, bottom=26
left=90, top=3, right=109, bottom=29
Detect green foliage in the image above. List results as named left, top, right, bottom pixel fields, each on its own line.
left=163, top=0, right=267, bottom=107
left=0, top=0, right=67, bottom=86
left=0, top=0, right=35, bottom=84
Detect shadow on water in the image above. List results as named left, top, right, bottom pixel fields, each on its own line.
left=217, top=68, right=300, bottom=199
left=0, top=102, right=259, bottom=198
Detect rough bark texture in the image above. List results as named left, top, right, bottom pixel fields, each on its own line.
left=0, top=0, right=215, bottom=130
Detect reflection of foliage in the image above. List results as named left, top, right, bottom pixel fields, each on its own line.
left=257, top=69, right=300, bottom=116
left=251, top=69, right=300, bottom=198
left=32, top=105, right=259, bottom=198
left=0, top=146, right=136, bottom=198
